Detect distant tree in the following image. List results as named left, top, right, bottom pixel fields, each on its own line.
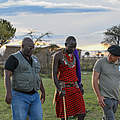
left=96, top=51, right=101, bottom=57
left=25, top=31, right=52, bottom=43
left=85, top=51, right=90, bottom=57
left=0, top=19, right=16, bottom=46
left=101, top=54, right=104, bottom=57
left=35, top=32, right=52, bottom=43
left=101, top=24, right=120, bottom=45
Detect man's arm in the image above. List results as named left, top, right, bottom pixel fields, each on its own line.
left=4, top=55, right=19, bottom=104
left=4, top=70, right=12, bottom=104
left=53, top=52, right=65, bottom=96
left=92, top=71, right=105, bottom=108
left=40, top=80, right=45, bottom=104
left=53, top=53, right=61, bottom=91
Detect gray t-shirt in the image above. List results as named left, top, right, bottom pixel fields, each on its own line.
left=93, top=57, right=120, bottom=100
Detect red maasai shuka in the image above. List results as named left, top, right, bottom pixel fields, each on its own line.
left=55, top=53, right=86, bottom=118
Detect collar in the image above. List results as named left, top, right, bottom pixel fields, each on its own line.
left=19, top=51, right=33, bottom=66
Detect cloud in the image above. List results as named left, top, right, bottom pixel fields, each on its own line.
left=0, top=1, right=113, bottom=16
left=1, top=1, right=120, bottom=47
left=0, top=1, right=114, bottom=9
left=106, top=0, right=120, bottom=3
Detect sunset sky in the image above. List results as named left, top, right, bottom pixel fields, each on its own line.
left=0, top=0, right=120, bottom=48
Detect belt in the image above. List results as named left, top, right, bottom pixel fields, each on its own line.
left=104, top=97, right=118, bottom=101
left=59, top=81, right=79, bottom=88
left=65, top=83, right=76, bottom=87
left=13, top=89, right=36, bottom=95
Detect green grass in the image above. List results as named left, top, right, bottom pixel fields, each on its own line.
left=0, top=76, right=12, bottom=120
left=0, top=72, right=120, bottom=120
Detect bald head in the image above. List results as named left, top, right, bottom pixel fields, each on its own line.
left=65, top=36, right=76, bottom=45
left=22, top=37, right=34, bottom=46
left=21, top=37, right=34, bottom=57
left=65, top=36, right=77, bottom=54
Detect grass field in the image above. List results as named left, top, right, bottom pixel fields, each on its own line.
left=0, top=72, right=120, bottom=120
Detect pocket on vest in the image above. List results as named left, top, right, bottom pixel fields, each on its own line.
left=14, top=79, right=30, bottom=91
left=35, top=65, right=41, bottom=73
left=36, top=75, right=41, bottom=90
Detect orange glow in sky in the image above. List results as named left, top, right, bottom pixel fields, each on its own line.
left=79, top=43, right=109, bottom=51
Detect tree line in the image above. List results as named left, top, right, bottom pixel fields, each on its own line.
left=0, top=18, right=120, bottom=47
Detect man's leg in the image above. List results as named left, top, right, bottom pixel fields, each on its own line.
left=102, top=98, right=118, bottom=120
left=29, top=92, right=43, bottom=120
left=77, top=114, right=85, bottom=120
left=61, top=116, right=84, bottom=120
left=78, top=116, right=85, bottom=120
left=113, top=99, right=118, bottom=114
left=11, top=90, right=29, bottom=120
left=61, top=118, right=69, bottom=120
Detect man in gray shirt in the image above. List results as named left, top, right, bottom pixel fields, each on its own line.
left=92, top=45, right=120, bottom=120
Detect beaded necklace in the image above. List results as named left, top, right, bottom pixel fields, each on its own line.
left=63, top=53, right=76, bottom=68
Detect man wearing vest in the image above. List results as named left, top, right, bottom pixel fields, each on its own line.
left=4, top=37, right=45, bottom=120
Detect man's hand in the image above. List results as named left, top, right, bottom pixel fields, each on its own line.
left=98, top=96, right=106, bottom=108
left=5, top=92, right=12, bottom=104
left=59, top=90, right=65, bottom=97
left=79, top=84, right=84, bottom=95
left=40, top=80, right=45, bottom=104
left=4, top=70, right=12, bottom=104
left=118, top=100, right=120, bottom=105
left=40, top=93, right=45, bottom=104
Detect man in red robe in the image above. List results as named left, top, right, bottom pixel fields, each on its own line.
left=53, top=36, right=86, bottom=120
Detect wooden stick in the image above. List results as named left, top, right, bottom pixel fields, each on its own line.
left=53, top=89, right=56, bottom=105
left=63, top=96, right=67, bottom=120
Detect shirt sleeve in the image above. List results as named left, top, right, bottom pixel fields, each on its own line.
left=93, top=59, right=102, bottom=73
left=4, top=55, right=19, bottom=72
